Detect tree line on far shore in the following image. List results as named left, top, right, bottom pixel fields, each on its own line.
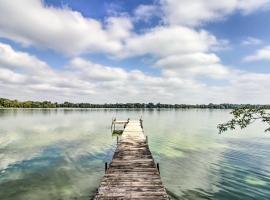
left=0, top=97, right=269, bottom=109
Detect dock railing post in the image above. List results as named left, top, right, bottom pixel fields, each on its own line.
left=140, top=118, right=143, bottom=128
left=156, top=163, right=160, bottom=174
left=111, top=118, right=113, bottom=131
left=105, top=162, right=108, bottom=173
left=113, top=118, right=116, bottom=131
left=111, top=117, right=117, bottom=132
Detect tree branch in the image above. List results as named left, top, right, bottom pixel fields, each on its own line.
left=218, top=107, right=270, bottom=133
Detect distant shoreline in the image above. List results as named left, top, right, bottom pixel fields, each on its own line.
left=1, top=97, right=269, bottom=109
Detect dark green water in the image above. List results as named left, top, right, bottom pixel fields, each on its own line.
left=0, top=109, right=269, bottom=200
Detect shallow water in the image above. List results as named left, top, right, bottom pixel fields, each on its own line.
left=0, top=109, right=269, bottom=200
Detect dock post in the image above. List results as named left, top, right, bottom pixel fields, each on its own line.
left=117, top=136, right=119, bottom=144
left=105, top=162, right=108, bottom=172
left=157, top=163, right=160, bottom=174
left=113, top=118, right=116, bottom=131
left=111, top=118, right=113, bottom=131
left=140, top=118, right=143, bottom=129
left=146, top=136, right=148, bottom=144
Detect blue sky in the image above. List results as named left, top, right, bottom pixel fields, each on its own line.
left=0, top=0, right=270, bottom=103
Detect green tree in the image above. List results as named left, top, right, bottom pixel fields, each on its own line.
left=218, top=107, right=270, bottom=133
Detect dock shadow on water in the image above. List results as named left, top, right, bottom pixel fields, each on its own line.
left=0, top=109, right=270, bottom=200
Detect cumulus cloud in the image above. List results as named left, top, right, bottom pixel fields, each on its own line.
left=159, top=0, right=270, bottom=26
left=0, top=43, right=53, bottom=75
left=0, top=0, right=268, bottom=56
left=0, top=42, right=192, bottom=102
left=67, top=58, right=128, bottom=82
left=0, top=0, right=133, bottom=55
left=226, top=71, right=270, bottom=103
left=156, top=53, right=229, bottom=79
left=0, top=0, right=228, bottom=57
left=116, top=26, right=229, bottom=80
left=1, top=42, right=270, bottom=104
left=0, top=42, right=216, bottom=103
left=120, top=26, right=219, bottom=58
left=0, top=68, right=26, bottom=84
left=0, top=42, right=96, bottom=98
left=243, top=46, right=270, bottom=61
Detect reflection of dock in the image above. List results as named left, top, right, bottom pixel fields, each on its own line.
left=94, top=119, right=169, bottom=199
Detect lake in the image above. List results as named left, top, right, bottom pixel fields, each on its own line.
left=0, top=109, right=269, bottom=200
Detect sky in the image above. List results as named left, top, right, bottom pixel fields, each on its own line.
left=0, top=0, right=270, bottom=104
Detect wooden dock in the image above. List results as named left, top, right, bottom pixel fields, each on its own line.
left=94, top=119, right=169, bottom=200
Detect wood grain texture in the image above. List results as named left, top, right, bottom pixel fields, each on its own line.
left=94, top=120, right=169, bottom=200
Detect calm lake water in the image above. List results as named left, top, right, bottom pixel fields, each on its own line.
left=0, top=109, right=269, bottom=200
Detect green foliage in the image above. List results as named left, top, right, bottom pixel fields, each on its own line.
left=218, top=107, right=270, bottom=133
left=1, top=97, right=270, bottom=111
left=0, top=98, right=57, bottom=108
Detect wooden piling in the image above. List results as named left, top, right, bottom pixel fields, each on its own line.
left=105, top=162, right=108, bottom=172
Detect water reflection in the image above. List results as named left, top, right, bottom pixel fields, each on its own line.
left=0, top=109, right=269, bottom=200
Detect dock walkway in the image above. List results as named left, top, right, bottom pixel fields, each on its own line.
left=94, top=120, right=169, bottom=200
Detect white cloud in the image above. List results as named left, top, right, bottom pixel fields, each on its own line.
left=0, top=0, right=268, bottom=58
left=159, top=0, right=270, bottom=26
left=238, top=0, right=270, bottom=13
left=242, top=37, right=262, bottom=45
left=0, top=43, right=52, bottom=76
left=156, top=53, right=229, bottom=79
left=1, top=42, right=270, bottom=104
left=0, top=0, right=228, bottom=57
left=226, top=71, right=270, bottom=103
left=0, top=42, right=213, bottom=103
left=120, top=26, right=219, bottom=58
left=116, top=25, right=229, bottom=80
left=0, top=0, right=132, bottom=55
left=0, top=68, right=26, bottom=84
left=67, top=57, right=128, bottom=82
left=243, top=46, right=270, bottom=61
left=0, top=42, right=96, bottom=97
left=0, top=42, right=184, bottom=102
left=134, top=4, right=160, bottom=21
left=105, top=16, right=134, bottom=40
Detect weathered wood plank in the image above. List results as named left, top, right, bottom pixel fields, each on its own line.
left=94, top=120, right=169, bottom=200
